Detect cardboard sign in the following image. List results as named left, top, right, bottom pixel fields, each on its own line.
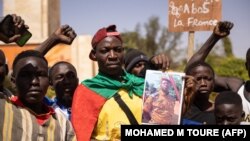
left=168, top=0, right=221, bottom=32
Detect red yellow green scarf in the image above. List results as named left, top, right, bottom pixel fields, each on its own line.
left=82, top=71, right=144, bottom=98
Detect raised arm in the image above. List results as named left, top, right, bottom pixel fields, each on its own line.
left=213, top=75, right=244, bottom=93
left=185, top=21, right=234, bottom=70
left=35, top=24, right=77, bottom=56
left=185, top=21, right=244, bottom=92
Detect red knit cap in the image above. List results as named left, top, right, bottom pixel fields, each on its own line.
left=91, top=25, right=122, bottom=48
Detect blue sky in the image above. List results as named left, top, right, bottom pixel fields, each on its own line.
left=60, top=0, right=249, bottom=59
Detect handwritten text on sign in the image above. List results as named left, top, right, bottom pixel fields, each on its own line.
left=168, top=0, right=221, bottom=32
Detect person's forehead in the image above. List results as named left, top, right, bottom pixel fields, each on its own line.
left=52, top=63, right=76, bottom=73
left=96, top=36, right=122, bottom=48
left=16, top=56, right=47, bottom=68
left=192, top=65, right=213, bottom=73
left=162, top=78, right=169, bottom=82
left=216, top=103, right=240, bottom=110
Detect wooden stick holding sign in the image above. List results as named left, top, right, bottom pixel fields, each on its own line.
left=187, top=31, right=194, bottom=61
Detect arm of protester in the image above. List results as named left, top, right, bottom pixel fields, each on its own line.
left=184, top=21, right=242, bottom=92
left=0, top=14, right=29, bottom=43
left=182, top=75, right=197, bottom=116
left=185, top=21, right=234, bottom=70
left=148, top=53, right=170, bottom=71
left=213, top=75, right=244, bottom=93
left=35, top=24, right=77, bottom=56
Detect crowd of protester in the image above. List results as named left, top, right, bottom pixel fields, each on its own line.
left=0, top=14, right=249, bottom=141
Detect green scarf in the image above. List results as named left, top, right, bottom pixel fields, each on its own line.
left=82, top=71, right=145, bottom=99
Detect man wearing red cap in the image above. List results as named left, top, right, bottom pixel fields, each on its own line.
left=72, top=25, right=145, bottom=141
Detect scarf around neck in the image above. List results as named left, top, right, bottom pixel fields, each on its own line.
left=82, top=71, right=145, bottom=99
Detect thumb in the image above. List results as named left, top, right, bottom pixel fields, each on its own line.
left=8, top=34, right=21, bottom=43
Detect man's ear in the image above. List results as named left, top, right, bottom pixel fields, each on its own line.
left=10, top=72, right=15, bottom=84
left=4, top=64, right=8, bottom=76
left=89, top=49, right=97, bottom=61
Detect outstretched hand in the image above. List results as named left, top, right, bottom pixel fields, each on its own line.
left=53, top=24, right=77, bottom=45
left=35, top=24, right=77, bottom=56
left=0, top=14, right=29, bottom=43
left=213, top=21, right=234, bottom=38
left=149, top=53, right=170, bottom=71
